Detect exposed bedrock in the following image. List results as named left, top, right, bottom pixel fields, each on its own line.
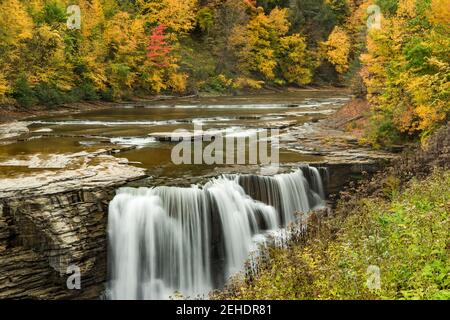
left=0, top=157, right=146, bottom=299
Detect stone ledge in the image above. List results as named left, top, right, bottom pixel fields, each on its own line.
left=0, top=156, right=147, bottom=299
left=0, top=155, right=147, bottom=198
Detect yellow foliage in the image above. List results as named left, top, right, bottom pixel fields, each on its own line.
left=279, top=34, right=313, bottom=85
left=0, top=74, right=10, bottom=101
left=138, top=0, right=198, bottom=35
left=144, top=70, right=166, bottom=94
left=397, top=0, right=417, bottom=19
left=232, top=77, right=264, bottom=89
left=0, top=0, right=33, bottom=46
left=231, top=8, right=291, bottom=80
left=168, top=72, right=188, bottom=93
left=72, top=1, right=108, bottom=91
left=323, top=26, right=351, bottom=74
left=428, top=0, right=450, bottom=26
left=230, top=7, right=312, bottom=85
left=408, top=70, right=450, bottom=131
left=345, top=0, right=372, bottom=33
left=26, top=0, right=44, bottom=14
left=77, top=0, right=105, bottom=38
left=104, top=12, right=145, bottom=55
left=24, top=25, right=73, bottom=90
left=361, top=0, right=450, bottom=144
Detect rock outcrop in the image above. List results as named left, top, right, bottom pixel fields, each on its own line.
left=281, top=120, right=398, bottom=164
left=0, top=121, right=29, bottom=143
left=0, top=156, right=146, bottom=299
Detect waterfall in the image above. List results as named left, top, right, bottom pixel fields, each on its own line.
left=107, top=166, right=326, bottom=300
left=237, top=165, right=326, bottom=224
left=204, top=177, right=279, bottom=279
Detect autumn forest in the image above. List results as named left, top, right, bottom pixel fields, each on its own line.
left=0, top=0, right=447, bottom=147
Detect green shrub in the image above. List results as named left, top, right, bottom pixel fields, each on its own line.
left=41, top=1, right=67, bottom=26
left=70, top=83, right=99, bottom=101
left=99, top=87, right=116, bottom=102
left=376, top=0, right=398, bottom=16
left=203, top=74, right=233, bottom=93
left=12, top=76, right=37, bottom=108
left=33, top=82, right=66, bottom=107
left=196, top=7, right=215, bottom=34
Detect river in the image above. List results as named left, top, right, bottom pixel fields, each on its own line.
left=0, top=90, right=350, bottom=179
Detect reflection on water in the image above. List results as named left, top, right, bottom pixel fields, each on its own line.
left=0, top=91, right=350, bottom=179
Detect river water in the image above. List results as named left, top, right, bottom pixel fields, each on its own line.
left=0, top=90, right=349, bottom=179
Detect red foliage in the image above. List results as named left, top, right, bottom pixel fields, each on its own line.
left=147, top=25, right=172, bottom=67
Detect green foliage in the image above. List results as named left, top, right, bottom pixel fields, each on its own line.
left=40, top=1, right=67, bottom=26
left=12, top=76, right=37, bottom=108
left=382, top=175, right=401, bottom=199
left=403, top=38, right=433, bottom=72
left=365, top=111, right=405, bottom=147
left=203, top=74, right=233, bottom=93
left=196, top=7, right=215, bottom=34
left=11, top=76, right=99, bottom=107
left=69, top=83, right=99, bottom=101
left=33, top=82, right=66, bottom=107
left=376, top=0, right=399, bottom=16
left=218, top=169, right=450, bottom=300
left=288, top=0, right=339, bottom=46
left=326, top=0, right=350, bottom=23
left=98, top=87, right=115, bottom=102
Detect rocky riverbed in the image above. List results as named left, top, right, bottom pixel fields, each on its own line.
left=0, top=121, right=30, bottom=142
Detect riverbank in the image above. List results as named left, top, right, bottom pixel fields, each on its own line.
left=214, top=123, right=450, bottom=300
left=0, top=87, right=344, bottom=123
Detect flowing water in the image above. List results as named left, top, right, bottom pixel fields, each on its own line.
left=107, top=166, right=326, bottom=300
left=0, top=90, right=349, bottom=178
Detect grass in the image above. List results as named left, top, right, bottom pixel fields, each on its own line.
left=215, top=169, right=450, bottom=300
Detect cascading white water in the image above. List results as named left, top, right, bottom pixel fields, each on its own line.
left=275, top=166, right=326, bottom=223
left=107, top=166, right=326, bottom=300
left=275, top=170, right=311, bottom=223
left=205, top=177, right=278, bottom=278
left=108, top=186, right=212, bottom=299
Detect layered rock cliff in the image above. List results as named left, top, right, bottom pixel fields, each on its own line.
left=0, top=156, right=146, bottom=299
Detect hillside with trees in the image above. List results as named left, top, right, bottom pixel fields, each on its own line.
left=1, top=0, right=447, bottom=147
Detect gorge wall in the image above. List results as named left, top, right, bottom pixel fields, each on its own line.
left=0, top=188, right=113, bottom=299
left=0, top=157, right=146, bottom=299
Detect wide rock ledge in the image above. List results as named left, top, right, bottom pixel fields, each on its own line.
left=0, top=156, right=146, bottom=299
